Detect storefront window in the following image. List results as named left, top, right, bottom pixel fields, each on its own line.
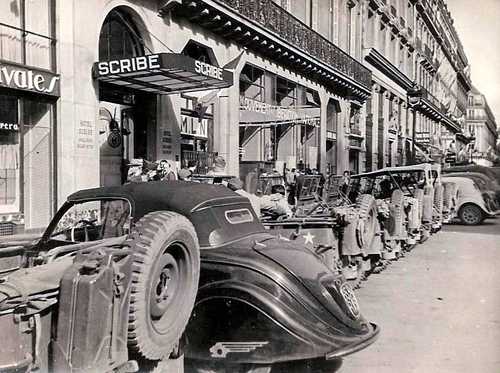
left=23, top=98, right=53, bottom=229
left=0, top=92, right=54, bottom=228
left=0, top=0, right=54, bottom=70
left=0, top=94, right=20, bottom=210
left=240, top=64, right=265, bottom=102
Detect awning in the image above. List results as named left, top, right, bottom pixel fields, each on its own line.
left=92, top=53, right=233, bottom=95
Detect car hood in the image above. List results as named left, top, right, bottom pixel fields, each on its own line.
left=203, top=233, right=367, bottom=333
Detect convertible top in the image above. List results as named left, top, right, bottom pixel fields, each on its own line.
left=352, top=163, right=432, bottom=179
left=68, top=181, right=247, bottom=221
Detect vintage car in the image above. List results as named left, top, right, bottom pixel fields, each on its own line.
left=441, top=176, right=500, bottom=225
left=441, top=171, right=500, bottom=208
left=350, top=164, right=434, bottom=253
left=263, top=174, right=383, bottom=288
left=443, top=164, right=500, bottom=185
left=0, top=181, right=379, bottom=373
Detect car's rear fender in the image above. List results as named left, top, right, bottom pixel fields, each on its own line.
left=185, top=272, right=373, bottom=364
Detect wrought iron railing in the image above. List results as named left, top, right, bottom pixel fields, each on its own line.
left=215, top=0, right=372, bottom=89
left=410, top=86, right=440, bottom=108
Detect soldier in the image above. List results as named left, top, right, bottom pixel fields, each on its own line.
left=260, top=184, right=293, bottom=219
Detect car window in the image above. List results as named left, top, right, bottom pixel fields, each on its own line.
left=51, top=199, right=131, bottom=242
left=225, top=208, right=254, bottom=224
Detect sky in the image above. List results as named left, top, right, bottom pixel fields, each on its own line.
left=447, top=0, right=500, bottom=126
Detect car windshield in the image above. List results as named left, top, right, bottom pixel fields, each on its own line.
left=50, top=199, right=131, bottom=243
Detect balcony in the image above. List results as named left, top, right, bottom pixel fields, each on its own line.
left=408, top=86, right=462, bottom=133
left=164, top=0, right=372, bottom=97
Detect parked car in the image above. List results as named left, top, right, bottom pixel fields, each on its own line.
left=442, top=176, right=500, bottom=225
left=441, top=171, right=500, bottom=208
left=0, top=181, right=379, bottom=373
left=443, top=165, right=500, bottom=186
left=351, top=164, right=437, bottom=248
left=264, top=173, right=382, bottom=288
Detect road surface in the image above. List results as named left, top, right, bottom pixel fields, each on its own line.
left=342, top=218, right=500, bottom=373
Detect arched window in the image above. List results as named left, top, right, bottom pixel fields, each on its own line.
left=99, top=10, right=144, bottom=61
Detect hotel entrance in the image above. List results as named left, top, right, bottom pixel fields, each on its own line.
left=95, top=8, right=233, bottom=186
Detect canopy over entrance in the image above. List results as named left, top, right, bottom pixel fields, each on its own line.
left=93, top=53, right=233, bottom=94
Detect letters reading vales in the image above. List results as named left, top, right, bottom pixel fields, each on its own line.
left=0, top=65, right=59, bottom=94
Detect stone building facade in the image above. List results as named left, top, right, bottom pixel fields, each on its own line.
left=0, top=0, right=481, bottom=233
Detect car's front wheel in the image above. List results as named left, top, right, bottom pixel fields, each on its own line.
left=458, top=204, right=485, bottom=226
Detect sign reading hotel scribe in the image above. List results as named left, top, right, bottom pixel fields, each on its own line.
left=0, top=62, right=60, bottom=96
left=93, top=53, right=233, bottom=95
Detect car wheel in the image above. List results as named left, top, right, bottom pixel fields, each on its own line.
left=458, top=204, right=485, bottom=226
left=389, top=190, right=404, bottom=237
left=356, top=194, right=378, bottom=253
left=127, top=211, right=200, bottom=360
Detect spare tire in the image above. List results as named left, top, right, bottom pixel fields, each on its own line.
left=356, top=194, right=379, bottom=255
left=388, top=189, right=405, bottom=237
left=127, top=211, right=200, bottom=360
left=442, top=182, right=456, bottom=213
left=422, top=185, right=434, bottom=223
left=433, top=184, right=444, bottom=220
left=340, top=210, right=363, bottom=257
left=414, top=189, right=424, bottom=223
left=406, top=197, right=420, bottom=231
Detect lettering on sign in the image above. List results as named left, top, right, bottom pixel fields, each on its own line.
left=194, top=60, right=223, bottom=80
left=161, top=130, right=172, bottom=155
left=97, top=55, right=161, bottom=76
left=0, top=122, right=19, bottom=131
left=240, top=96, right=320, bottom=126
left=0, top=64, right=59, bottom=95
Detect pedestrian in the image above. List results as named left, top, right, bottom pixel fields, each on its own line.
left=340, top=170, right=350, bottom=194
left=285, top=168, right=297, bottom=206
left=157, top=160, right=177, bottom=181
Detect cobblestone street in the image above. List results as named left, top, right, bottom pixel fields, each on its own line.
left=342, top=219, right=500, bottom=373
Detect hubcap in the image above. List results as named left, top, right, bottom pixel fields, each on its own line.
left=462, top=206, right=480, bottom=224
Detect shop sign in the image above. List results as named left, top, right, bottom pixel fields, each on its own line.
left=240, top=96, right=319, bottom=126
left=181, top=115, right=208, bottom=138
left=0, top=122, right=19, bottom=131
left=415, top=131, right=430, bottom=145
left=95, top=55, right=161, bottom=76
left=194, top=60, right=223, bottom=81
left=0, top=62, right=60, bottom=96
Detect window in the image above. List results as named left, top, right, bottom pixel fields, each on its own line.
left=51, top=199, right=131, bottom=243
left=99, top=10, right=144, bottom=61
left=0, top=94, right=19, bottom=209
left=225, top=208, right=254, bottom=224
left=0, top=92, right=54, bottom=228
left=240, top=64, right=265, bottom=102
left=274, top=77, right=297, bottom=106
left=0, top=0, right=55, bottom=70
